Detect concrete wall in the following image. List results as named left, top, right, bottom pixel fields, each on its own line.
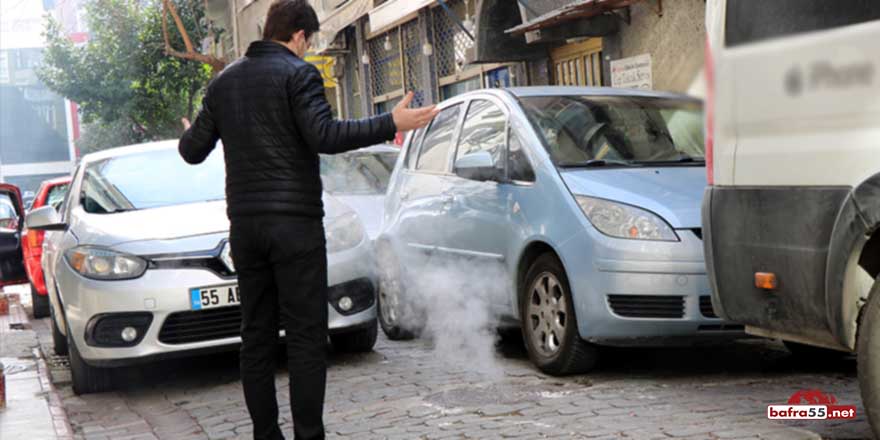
left=206, top=0, right=234, bottom=60
left=608, top=0, right=705, bottom=94
left=236, top=0, right=272, bottom=53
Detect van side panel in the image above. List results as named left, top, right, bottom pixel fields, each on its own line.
left=705, top=186, right=849, bottom=345
left=705, top=0, right=736, bottom=185
left=726, top=20, right=880, bottom=187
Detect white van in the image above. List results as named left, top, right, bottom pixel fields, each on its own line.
left=703, top=0, right=880, bottom=433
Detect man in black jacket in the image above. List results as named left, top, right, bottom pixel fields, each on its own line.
left=178, top=1, right=437, bottom=439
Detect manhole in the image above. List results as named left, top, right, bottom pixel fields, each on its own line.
left=46, top=354, right=70, bottom=369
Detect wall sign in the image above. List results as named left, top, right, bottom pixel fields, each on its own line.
left=611, top=54, right=653, bottom=90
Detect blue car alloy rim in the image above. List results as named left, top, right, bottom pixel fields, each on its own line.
left=526, top=272, right=567, bottom=356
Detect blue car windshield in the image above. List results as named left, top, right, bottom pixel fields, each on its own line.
left=81, top=147, right=225, bottom=214
left=520, top=96, right=704, bottom=167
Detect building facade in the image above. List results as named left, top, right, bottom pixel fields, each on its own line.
left=207, top=0, right=706, bottom=122
left=0, top=0, right=79, bottom=206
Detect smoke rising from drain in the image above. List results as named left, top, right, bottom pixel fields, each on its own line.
left=382, top=241, right=512, bottom=379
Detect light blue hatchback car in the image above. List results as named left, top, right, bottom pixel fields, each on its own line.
left=376, top=87, right=740, bottom=376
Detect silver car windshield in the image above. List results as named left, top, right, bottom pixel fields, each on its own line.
left=81, top=148, right=225, bottom=214
left=520, top=96, right=704, bottom=167
left=320, top=151, right=399, bottom=195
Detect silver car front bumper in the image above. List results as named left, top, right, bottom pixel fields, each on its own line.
left=56, top=239, right=377, bottom=367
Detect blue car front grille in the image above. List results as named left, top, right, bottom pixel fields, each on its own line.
left=607, top=294, right=685, bottom=319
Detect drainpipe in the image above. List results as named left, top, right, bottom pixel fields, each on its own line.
left=231, top=0, right=241, bottom=56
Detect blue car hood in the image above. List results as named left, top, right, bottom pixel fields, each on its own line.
left=559, top=167, right=706, bottom=229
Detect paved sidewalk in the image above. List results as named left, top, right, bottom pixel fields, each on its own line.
left=0, top=286, right=73, bottom=439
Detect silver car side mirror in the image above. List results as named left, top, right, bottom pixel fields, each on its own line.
left=26, top=206, right=67, bottom=231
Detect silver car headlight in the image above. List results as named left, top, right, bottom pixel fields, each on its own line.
left=325, top=212, right=365, bottom=253
left=64, top=246, right=148, bottom=280
left=575, top=196, right=679, bottom=242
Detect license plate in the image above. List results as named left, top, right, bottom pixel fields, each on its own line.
left=190, top=284, right=240, bottom=310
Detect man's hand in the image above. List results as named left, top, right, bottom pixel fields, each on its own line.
left=392, top=92, right=439, bottom=132
left=181, top=118, right=191, bottom=130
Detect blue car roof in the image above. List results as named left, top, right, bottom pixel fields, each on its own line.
left=503, top=86, right=701, bottom=102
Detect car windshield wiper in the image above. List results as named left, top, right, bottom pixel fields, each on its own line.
left=633, top=155, right=705, bottom=165
left=558, top=159, right=636, bottom=168
left=104, top=207, right=138, bottom=214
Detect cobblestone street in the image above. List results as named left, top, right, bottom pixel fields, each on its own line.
left=30, top=317, right=871, bottom=440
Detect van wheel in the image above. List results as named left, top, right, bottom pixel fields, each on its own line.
left=521, top=253, right=598, bottom=376
left=377, top=243, right=419, bottom=340
left=331, top=320, right=378, bottom=353
left=67, top=323, right=114, bottom=395
left=858, top=276, right=880, bottom=439
left=49, top=302, right=67, bottom=356
left=31, top=284, right=50, bottom=319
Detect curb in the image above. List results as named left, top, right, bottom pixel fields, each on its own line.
left=34, top=340, right=75, bottom=439
left=1, top=291, right=74, bottom=438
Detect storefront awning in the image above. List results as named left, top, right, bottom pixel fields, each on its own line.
left=505, top=0, right=641, bottom=35
left=312, top=0, right=374, bottom=54
left=367, top=0, right=436, bottom=36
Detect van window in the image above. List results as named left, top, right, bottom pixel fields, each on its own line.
left=416, top=105, right=461, bottom=173
left=726, top=0, right=880, bottom=47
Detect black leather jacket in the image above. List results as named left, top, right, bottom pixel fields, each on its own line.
left=179, top=41, right=397, bottom=219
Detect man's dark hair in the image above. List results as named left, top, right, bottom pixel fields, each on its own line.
left=262, top=0, right=320, bottom=42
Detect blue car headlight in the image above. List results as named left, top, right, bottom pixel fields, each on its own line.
left=575, top=196, right=679, bottom=242
left=325, top=212, right=365, bottom=253
left=65, top=246, right=148, bottom=280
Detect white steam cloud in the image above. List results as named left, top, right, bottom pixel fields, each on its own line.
left=381, top=240, right=512, bottom=380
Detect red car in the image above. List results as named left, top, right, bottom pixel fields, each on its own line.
left=22, top=177, right=71, bottom=318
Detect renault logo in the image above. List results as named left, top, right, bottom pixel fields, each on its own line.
left=220, top=241, right=235, bottom=273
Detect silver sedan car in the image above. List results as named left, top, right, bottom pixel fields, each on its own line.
left=28, top=141, right=380, bottom=394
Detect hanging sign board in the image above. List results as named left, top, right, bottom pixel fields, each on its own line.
left=611, top=54, right=652, bottom=90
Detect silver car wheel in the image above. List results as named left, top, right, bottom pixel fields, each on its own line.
left=526, top=272, right=567, bottom=357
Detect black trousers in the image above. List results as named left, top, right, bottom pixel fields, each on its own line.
left=229, top=216, right=328, bottom=440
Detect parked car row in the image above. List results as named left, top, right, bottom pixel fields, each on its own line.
left=0, top=142, right=399, bottom=394
left=0, top=0, right=878, bottom=435
left=2, top=85, right=726, bottom=383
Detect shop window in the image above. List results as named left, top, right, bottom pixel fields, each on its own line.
left=368, top=19, right=427, bottom=113
left=440, top=76, right=480, bottom=100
